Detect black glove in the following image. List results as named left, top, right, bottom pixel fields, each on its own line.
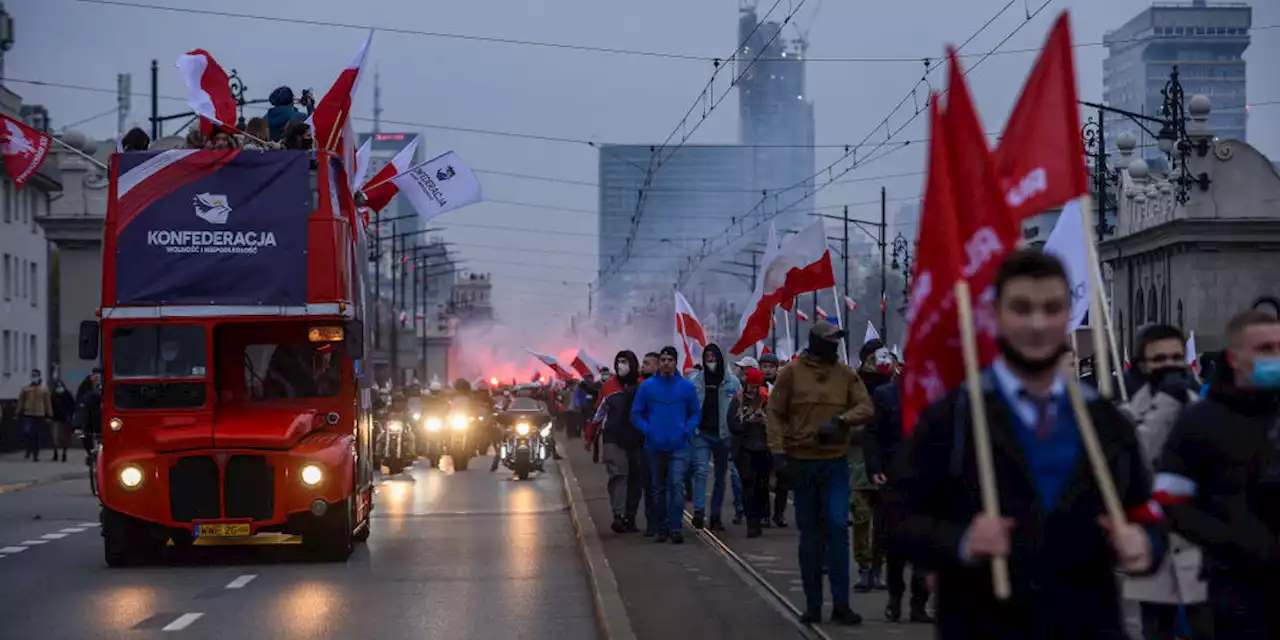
left=816, top=417, right=845, bottom=444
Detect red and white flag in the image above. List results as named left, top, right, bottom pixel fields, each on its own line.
left=675, top=291, right=707, bottom=372
left=815, top=305, right=829, bottom=320
left=994, top=13, right=1088, bottom=222
left=526, top=349, right=573, bottom=381
left=796, top=309, right=810, bottom=322
left=880, top=293, right=887, bottom=314
left=571, top=349, right=607, bottom=378
left=731, top=219, right=836, bottom=354
left=844, top=295, right=858, bottom=311
left=0, top=115, right=51, bottom=191
left=310, top=31, right=373, bottom=153
left=174, top=49, right=236, bottom=137
left=900, top=96, right=966, bottom=436
left=1186, top=331, right=1198, bottom=373
left=733, top=223, right=781, bottom=356
left=361, top=135, right=421, bottom=213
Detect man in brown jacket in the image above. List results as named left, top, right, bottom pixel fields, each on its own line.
left=17, top=368, right=52, bottom=461
left=767, top=321, right=874, bottom=625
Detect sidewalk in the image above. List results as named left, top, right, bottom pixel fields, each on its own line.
left=0, top=453, right=89, bottom=494
left=561, top=442, right=801, bottom=640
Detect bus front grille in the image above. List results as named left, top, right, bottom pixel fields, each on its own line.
left=224, top=455, right=274, bottom=521
left=169, top=456, right=220, bottom=522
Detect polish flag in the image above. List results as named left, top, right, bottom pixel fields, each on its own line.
left=730, top=219, right=836, bottom=354
left=571, top=349, right=607, bottom=378
left=526, top=349, right=573, bottom=381
left=352, top=136, right=373, bottom=189
left=795, top=309, right=810, bottom=322
left=174, top=49, right=237, bottom=137
left=310, top=31, right=373, bottom=153
left=844, top=295, right=858, bottom=311
left=0, top=115, right=51, bottom=191
left=733, top=223, right=781, bottom=356
left=361, top=135, right=421, bottom=213
left=675, top=291, right=707, bottom=372
left=815, top=306, right=829, bottom=320
left=1186, top=331, right=1198, bottom=373
left=880, top=293, right=887, bottom=314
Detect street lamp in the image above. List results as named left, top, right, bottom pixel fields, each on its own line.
left=889, top=233, right=914, bottom=300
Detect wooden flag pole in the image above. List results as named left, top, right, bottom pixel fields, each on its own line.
left=1077, top=196, right=1127, bottom=402
left=953, top=279, right=1011, bottom=600
left=325, top=108, right=346, bottom=154
left=1062, top=358, right=1127, bottom=525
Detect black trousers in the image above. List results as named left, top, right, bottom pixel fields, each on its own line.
left=735, top=447, right=772, bottom=523
left=770, top=468, right=789, bottom=519
left=881, top=488, right=929, bottom=604
left=1210, top=577, right=1275, bottom=639
left=1139, top=602, right=1213, bottom=640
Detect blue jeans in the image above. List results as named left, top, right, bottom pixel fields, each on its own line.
left=646, top=446, right=692, bottom=534
left=789, top=458, right=852, bottom=611
left=693, top=433, right=733, bottom=517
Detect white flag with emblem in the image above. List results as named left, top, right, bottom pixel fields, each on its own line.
left=392, top=150, right=483, bottom=222
left=1042, top=198, right=1091, bottom=332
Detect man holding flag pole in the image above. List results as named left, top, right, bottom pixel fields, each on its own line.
left=896, top=14, right=1166, bottom=637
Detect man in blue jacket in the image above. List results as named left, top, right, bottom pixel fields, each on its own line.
left=631, top=346, right=701, bottom=544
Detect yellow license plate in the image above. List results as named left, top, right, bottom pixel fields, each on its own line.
left=196, top=523, right=251, bottom=538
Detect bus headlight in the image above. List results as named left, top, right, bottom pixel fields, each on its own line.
left=449, top=414, right=468, bottom=431
left=426, top=417, right=443, bottom=432
left=109, top=417, right=124, bottom=432
left=386, top=421, right=404, bottom=432
left=300, top=464, right=324, bottom=486
left=119, top=465, right=143, bottom=489
left=516, top=423, right=531, bottom=435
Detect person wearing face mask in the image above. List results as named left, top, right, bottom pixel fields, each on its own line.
left=17, top=369, right=52, bottom=462
left=1117, top=324, right=1210, bottom=640
left=1157, top=309, right=1280, bottom=638
left=767, top=321, right=874, bottom=625
left=898, top=250, right=1163, bottom=638
left=852, top=338, right=895, bottom=593
left=757, top=352, right=787, bottom=526
left=689, top=344, right=742, bottom=531
left=595, top=351, right=647, bottom=533
left=729, top=368, right=771, bottom=537
left=50, top=379, right=76, bottom=463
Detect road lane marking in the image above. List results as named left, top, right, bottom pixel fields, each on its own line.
left=161, top=613, right=204, bottom=631
left=224, top=574, right=256, bottom=589
left=40, top=533, right=68, bottom=540
left=19, top=540, right=48, bottom=545
left=0, top=546, right=26, bottom=553
left=78, top=522, right=100, bottom=527
left=59, top=527, right=86, bottom=533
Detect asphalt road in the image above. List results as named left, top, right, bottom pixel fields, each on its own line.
left=0, top=458, right=598, bottom=640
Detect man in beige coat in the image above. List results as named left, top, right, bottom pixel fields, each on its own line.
left=1120, top=325, right=1211, bottom=640
left=17, top=368, right=52, bottom=461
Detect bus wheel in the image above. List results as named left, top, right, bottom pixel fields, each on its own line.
left=102, top=508, right=162, bottom=567
left=304, top=498, right=353, bottom=561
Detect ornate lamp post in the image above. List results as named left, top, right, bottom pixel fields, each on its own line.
left=890, top=233, right=914, bottom=301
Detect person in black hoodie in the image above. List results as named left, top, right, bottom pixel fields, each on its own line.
left=600, top=351, right=645, bottom=533
left=1157, top=309, right=1280, bottom=638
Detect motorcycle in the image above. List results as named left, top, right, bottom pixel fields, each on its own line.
left=498, top=419, right=551, bottom=479
left=420, top=405, right=484, bottom=470
left=377, top=416, right=416, bottom=475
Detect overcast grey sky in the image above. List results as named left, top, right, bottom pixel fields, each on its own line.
left=9, top=0, right=1278, bottom=325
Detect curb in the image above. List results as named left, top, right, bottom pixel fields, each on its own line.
left=0, top=470, right=89, bottom=495
left=556, top=454, right=638, bottom=640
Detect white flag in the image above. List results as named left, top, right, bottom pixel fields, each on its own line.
left=863, top=320, right=880, bottom=345
left=1043, top=198, right=1091, bottom=332
left=1186, top=331, right=1198, bottom=368
left=392, top=151, right=483, bottom=222
left=352, top=137, right=373, bottom=189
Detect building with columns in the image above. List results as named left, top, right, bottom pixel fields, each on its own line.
left=1099, top=94, right=1280, bottom=355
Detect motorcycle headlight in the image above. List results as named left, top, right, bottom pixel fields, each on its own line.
left=449, top=414, right=468, bottom=430
left=516, top=423, right=531, bottom=435
left=540, top=424, right=552, bottom=437
left=412, top=412, right=422, bottom=421
left=426, top=417, right=443, bottom=432
left=387, top=421, right=404, bottom=432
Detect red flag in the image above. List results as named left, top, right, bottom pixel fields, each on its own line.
left=844, top=295, right=858, bottom=311
left=731, top=220, right=836, bottom=354
left=311, top=32, right=373, bottom=153
left=675, top=291, right=707, bottom=372
left=901, top=97, right=966, bottom=435
left=175, top=50, right=237, bottom=137
left=815, top=306, right=829, bottom=320
left=0, top=115, right=51, bottom=190
left=880, top=293, right=887, bottom=314
left=995, top=12, right=1089, bottom=219
left=943, top=49, right=1020, bottom=366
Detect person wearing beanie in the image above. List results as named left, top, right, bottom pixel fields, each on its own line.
left=767, top=322, right=874, bottom=625
left=595, top=351, right=648, bottom=534
left=266, top=86, right=314, bottom=142
left=730, top=367, right=772, bottom=537
left=757, top=350, right=788, bottom=526
left=631, top=346, right=700, bottom=544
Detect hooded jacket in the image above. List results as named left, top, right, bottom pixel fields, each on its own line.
left=766, top=350, right=873, bottom=460
left=631, top=368, right=700, bottom=452
left=595, top=351, right=644, bottom=449
left=266, top=87, right=312, bottom=143
left=689, top=344, right=741, bottom=440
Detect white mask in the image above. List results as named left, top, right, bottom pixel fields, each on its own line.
left=706, top=362, right=718, bottom=373
left=616, top=362, right=631, bottom=376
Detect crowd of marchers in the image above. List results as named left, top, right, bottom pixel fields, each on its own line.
left=115, top=85, right=321, bottom=153
left=574, top=247, right=1280, bottom=639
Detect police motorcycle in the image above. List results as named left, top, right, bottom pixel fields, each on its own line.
left=378, top=390, right=418, bottom=474
left=419, top=380, right=486, bottom=471
left=492, top=396, right=553, bottom=479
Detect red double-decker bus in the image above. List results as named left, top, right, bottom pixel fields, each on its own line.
left=79, top=149, right=375, bottom=564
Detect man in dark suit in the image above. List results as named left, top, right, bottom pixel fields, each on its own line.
left=898, top=249, right=1165, bottom=638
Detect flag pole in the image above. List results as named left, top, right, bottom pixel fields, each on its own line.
left=1062, top=359, right=1128, bottom=525
left=953, top=278, right=1011, bottom=600
left=831, top=286, right=847, bottom=365
left=325, top=108, right=346, bottom=154
left=1076, top=196, right=1123, bottom=402
left=47, top=135, right=108, bottom=170
left=781, top=307, right=792, bottom=358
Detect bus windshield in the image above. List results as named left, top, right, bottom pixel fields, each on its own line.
left=244, top=341, right=342, bottom=400
left=111, top=325, right=207, bottom=379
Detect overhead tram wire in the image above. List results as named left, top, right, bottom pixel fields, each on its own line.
left=69, top=1, right=1280, bottom=64
left=601, top=0, right=805, bottom=287
left=670, top=0, right=1053, bottom=287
